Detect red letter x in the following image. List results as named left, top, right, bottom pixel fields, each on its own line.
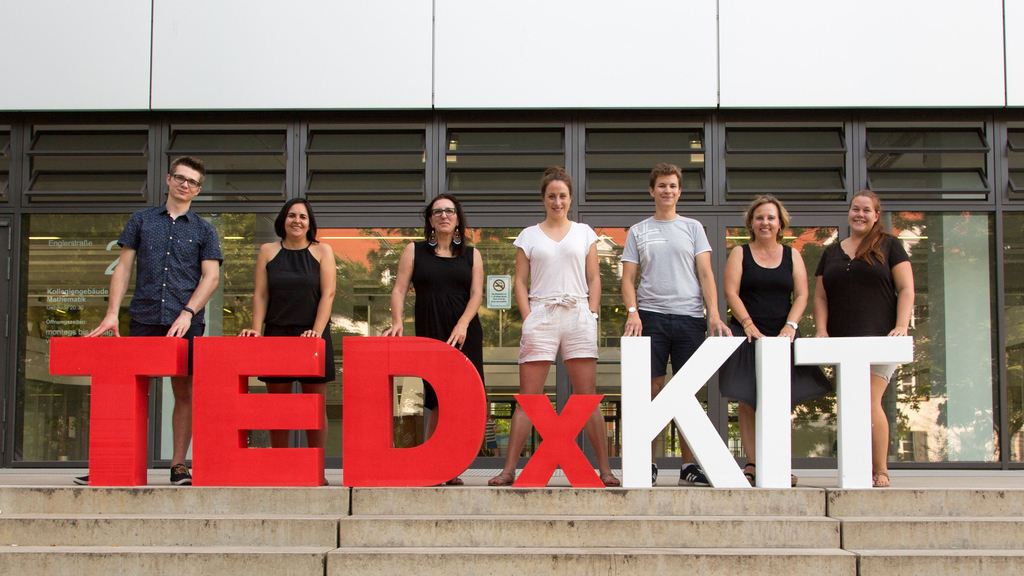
left=513, top=394, right=605, bottom=488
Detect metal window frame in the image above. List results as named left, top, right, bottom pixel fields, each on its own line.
left=303, top=127, right=428, bottom=200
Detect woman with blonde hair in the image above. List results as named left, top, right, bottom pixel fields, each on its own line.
left=721, top=194, right=830, bottom=486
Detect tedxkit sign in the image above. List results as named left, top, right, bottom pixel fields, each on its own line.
left=49, top=335, right=912, bottom=490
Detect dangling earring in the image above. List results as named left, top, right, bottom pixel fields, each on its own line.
left=428, top=230, right=437, bottom=246
left=453, top=229, right=462, bottom=245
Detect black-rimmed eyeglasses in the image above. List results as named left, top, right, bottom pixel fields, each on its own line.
left=431, top=208, right=457, bottom=217
left=170, top=173, right=202, bottom=189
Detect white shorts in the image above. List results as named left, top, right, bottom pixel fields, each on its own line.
left=871, top=363, right=900, bottom=382
left=518, top=297, right=599, bottom=364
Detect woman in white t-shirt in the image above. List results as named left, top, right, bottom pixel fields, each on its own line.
left=488, top=167, right=619, bottom=487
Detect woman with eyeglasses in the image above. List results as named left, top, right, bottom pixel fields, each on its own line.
left=488, top=167, right=619, bottom=487
left=383, top=193, right=485, bottom=486
left=240, top=198, right=337, bottom=485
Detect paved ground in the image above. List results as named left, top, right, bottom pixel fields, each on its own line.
left=1, top=468, right=1022, bottom=489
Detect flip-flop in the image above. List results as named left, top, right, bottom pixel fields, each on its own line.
left=444, top=477, right=464, bottom=486
left=600, top=472, right=621, bottom=487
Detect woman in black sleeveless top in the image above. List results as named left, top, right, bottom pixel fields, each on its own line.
left=240, top=199, right=336, bottom=476
left=721, top=195, right=830, bottom=486
left=383, top=194, right=484, bottom=486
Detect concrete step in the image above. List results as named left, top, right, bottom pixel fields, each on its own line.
left=0, top=515, right=340, bottom=547
left=0, top=486, right=349, bottom=515
left=0, top=546, right=332, bottom=576
left=853, top=549, right=1024, bottom=576
left=840, top=517, right=1024, bottom=550
left=326, top=547, right=858, bottom=575
left=827, top=489, right=1024, bottom=517
left=351, top=486, right=827, bottom=516
left=338, top=514, right=839, bottom=548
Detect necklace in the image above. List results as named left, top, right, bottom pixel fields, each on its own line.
left=751, top=242, right=781, bottom=261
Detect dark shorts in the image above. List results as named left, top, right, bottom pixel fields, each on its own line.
left=128, top=319, right=204, bottom=376
left=639, top=310, right=706, bottom=378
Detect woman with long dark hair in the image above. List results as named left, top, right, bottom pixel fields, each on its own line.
left=813, top=190, right=914, bottom=487
left=240, top=198, right=337, bottom=484
left=383, top=193, right=485, bottom=485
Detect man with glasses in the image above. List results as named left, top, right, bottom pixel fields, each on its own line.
left=77, top=156, right=222, bottom=486
left=621, top=163, right=730, bottom=486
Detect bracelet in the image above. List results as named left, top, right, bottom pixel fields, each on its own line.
left=737, top=316, right=750, bottom=326
left=785, top=321, right=799, bottom=330
left=183, top=307, right=195, bottom=317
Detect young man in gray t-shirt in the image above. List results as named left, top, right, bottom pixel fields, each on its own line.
left=621, top=162, right=729, bottom=486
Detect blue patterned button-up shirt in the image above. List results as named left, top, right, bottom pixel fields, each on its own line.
left=119, top=206, right=222, bottom=326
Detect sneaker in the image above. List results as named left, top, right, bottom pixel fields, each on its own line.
left=73, top=475, right=89, bottom=486
left=170, top=464, right=192, bottom=486
left=651, top=463, right=659, bottom=484
left=678, top=464, right=710, bottom=487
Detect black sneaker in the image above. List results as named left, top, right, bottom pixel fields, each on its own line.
left=651, top=463, right=659, bottom=484
left=678, top=464, right=710, bottom=487
left=73, top=475, right=89, bottom=486
left=170, top=464, right=192, bottom=486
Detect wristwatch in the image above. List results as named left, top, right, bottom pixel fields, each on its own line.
left=591, top=311, right=600, bottom=319
left=785, top=321, right=799, bottom=330
left=627, top=307, right=637, bottom=313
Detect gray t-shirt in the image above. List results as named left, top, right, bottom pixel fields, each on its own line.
left=621, top=216, right=711, bottom=317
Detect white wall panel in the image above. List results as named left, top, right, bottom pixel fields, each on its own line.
left=434, top=0, right=718, bottom=109
left=720, top=0, right=1006, bottom=108
left=1008, top=0, right=1024, bottom=106
left=152, top=0, right=432, bottom=109
left=0, top=1, right=151, bottom=110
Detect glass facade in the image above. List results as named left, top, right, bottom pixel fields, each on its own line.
left=2, top=111, right=1022, bottom=470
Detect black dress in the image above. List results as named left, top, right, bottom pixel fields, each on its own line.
left=719, top=244, right=831, bottom=409
left=259, top=242, right=336, bottom=384
left=412, top=241, right=485, bottom=409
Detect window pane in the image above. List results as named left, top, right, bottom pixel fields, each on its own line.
left=448, top=130, right=562, bottom=153
left=17, top=214, right=133, bottom=462
left=892, top=212, right=997, bottom=462
left=306, top=128, right=426, bottom=200
left=727, top=129, right=844, bottom=151
left=728, top=170, right=844, bottom=191
left=1005, top=213, right=1024, bottom=461
left=446, top=129, right=564, bottom=197
left=167, top=127, right=287, bottom=202
left=27, top=128, right=149, bottom=202
left=169, top=131, right=285, bottom=152
left=866, top=126, right=991, bottom=200
left=33, top=131, right=147, bottom=152
left=867, top=130, right=987, bottom=150
left=309, top=132, right=424, bottom=151
left=1010, top=129, right=1024, bottom=199
left=724, top=126, right=847, bottom=201
left=0, top=129, right=9, bottom=201
left=585, top=128, right=706, bottom=202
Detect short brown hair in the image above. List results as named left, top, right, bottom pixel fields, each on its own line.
left=170, top=156, right=206, bottom=183
left=743, top=194, right=790, bottom=241
left=649, top=163, right=683, bottom=189
left=540, top=166, right=573, bottom=196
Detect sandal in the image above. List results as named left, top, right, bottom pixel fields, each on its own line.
left=744, top=463, right=798, bottom=487
left=444, top=477, right=464, bottom=486
left=600, top=472, right=621, bottom=487
left=872, top=471, right=890, bottom=488
left=487, top=471, right=516, bottom=486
